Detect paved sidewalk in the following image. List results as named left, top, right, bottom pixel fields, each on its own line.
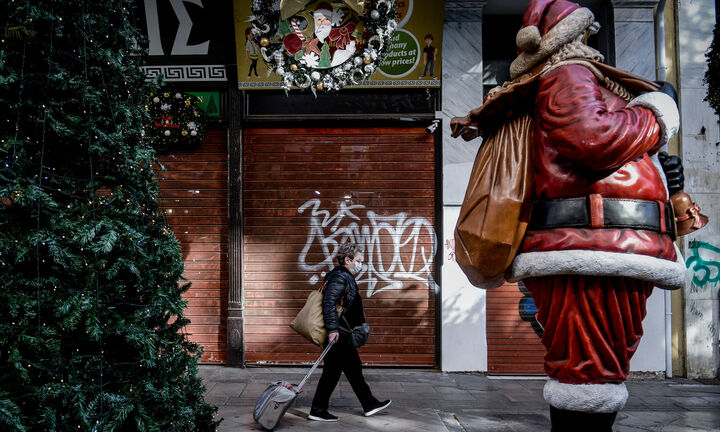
left=198, top=366, right=720, bottom=431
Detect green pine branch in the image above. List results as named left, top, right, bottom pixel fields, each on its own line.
left=0, top=1, right=219, bottom=430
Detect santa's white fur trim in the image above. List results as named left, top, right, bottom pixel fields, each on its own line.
left=510, top=7, right=595, bottom=79
left=517, top=25, right=542, bottom=52
left=507, top=245, right=687, bottom=290
left=627, top=92, right=679, bottom=148
left=544, top=379, right=628, bottom=413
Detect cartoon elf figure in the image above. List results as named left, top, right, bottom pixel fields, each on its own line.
left=245, top=27, right=259, bottom=78
left=420, top=33, right=438, bottom=80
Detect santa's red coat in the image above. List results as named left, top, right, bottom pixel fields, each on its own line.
left=508, top=64, right=685, bottom=289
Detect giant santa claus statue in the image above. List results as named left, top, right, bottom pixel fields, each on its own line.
left=451, top=0, right=707, bottom=430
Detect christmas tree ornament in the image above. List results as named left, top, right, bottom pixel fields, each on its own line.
left=316, top=82, right=324, bottom=91
left=370, top=10, right=380, bottom=19
left=260, top=37, right=270, bottom=47
left=290, top=63, right=299, bottom=71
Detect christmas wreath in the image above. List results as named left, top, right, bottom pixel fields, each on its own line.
left=146, top=90, right=207, bottom=147
left=249, top=0, right=398, bottom=93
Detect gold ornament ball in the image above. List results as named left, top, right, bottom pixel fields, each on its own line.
left=363, top=57, right=372, bottom=64
left=290, top=64, right=299, bottom=72
left=163, top=92, right=170, bottom=98
left=185, top=99, right=191, bottom=107
left=182, top=130, right=188, bottom=136
left=260, top=37, right=270, bottom=47
left=316, top=82, right=324, bottom=91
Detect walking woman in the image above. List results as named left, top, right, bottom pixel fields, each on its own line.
left=308, top=242, right=391, bottom=422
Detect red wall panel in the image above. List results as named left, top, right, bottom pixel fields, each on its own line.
left=156, top=130, right=228, bottom=364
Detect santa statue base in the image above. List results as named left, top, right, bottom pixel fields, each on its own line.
left=549, top=406, right=617, bottom=432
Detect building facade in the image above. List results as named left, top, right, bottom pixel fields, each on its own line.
left=140, top=0, right=720, bottom=378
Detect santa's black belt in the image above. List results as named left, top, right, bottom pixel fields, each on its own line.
left=528, top=194, right=675, bottom=239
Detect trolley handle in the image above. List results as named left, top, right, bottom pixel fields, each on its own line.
left=297, top=341, right=335, bottom=391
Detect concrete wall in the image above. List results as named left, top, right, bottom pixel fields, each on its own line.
left=677, top=0, right=720, bottom=379
left=441, top=207, right=488, bottom=372
left=440, top=1, right=487, bottom=372
left=611, top=0, right=669, bottom=374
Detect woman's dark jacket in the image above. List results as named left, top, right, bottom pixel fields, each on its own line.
left=322, top=266, right=366, bottom=333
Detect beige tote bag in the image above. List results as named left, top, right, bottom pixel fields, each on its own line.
left=290, top=287, right=343, bottom=346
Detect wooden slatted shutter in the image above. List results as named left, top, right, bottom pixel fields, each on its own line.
left=243, top=127, right=437, bottom=366
left=486, top=281, right=545, bottom=374
left=156, top=130, right=229, bottom=364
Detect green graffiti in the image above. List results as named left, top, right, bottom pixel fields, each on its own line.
left=686, top=240, right=720, bottom=287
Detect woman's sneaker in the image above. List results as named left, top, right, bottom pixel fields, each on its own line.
left=364, top=400, right=391, bottom=417
left=308, top=408, right=339, bottom=422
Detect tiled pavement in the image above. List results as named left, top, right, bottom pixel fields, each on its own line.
left=198, top=366, right=720, bottom=431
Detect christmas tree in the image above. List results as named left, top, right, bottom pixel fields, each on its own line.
left=0, top=1, right=218, bottom=430
left=705, top=24, right=720, bottom=116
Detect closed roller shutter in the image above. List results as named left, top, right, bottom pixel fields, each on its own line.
left=156, top=130, right=229, bottom=364
left=243, top=127, right=437, bottom=366
left=486, top=281, right=545, bottom=374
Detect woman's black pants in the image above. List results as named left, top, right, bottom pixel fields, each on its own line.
left=311, top=335, right=377, bottom=411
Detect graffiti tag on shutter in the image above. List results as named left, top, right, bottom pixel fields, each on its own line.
left=297, top=198, right=437, bottom=297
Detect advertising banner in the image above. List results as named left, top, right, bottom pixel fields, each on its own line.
left=233, top=0, right=444, bottom=89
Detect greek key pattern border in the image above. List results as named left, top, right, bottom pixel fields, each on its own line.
left=236, top=79, right=441, bottom=89
left=142, top=65, right=227, bottom=82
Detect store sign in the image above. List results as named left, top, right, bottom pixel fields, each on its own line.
left=136, top=0, right=232, bottom=84
left=233, top=0, right=444, bottom=89
left=187, top=91, right=221, bottom=116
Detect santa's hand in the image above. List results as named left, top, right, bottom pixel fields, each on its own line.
left=328, top=331, right=339, bottom=344
left=658, top=151, right=684, bottom=195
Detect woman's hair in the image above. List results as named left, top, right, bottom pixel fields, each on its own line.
left=336, top=242, right=362, bottom=266
left=245, top=27, right=253, bottom=40
left=424, top=33, right=434, bottom=41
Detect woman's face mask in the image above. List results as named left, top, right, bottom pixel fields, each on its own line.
left=348, top=255, right=363, bottom=274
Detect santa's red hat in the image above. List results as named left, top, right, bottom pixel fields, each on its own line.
left=314, top=2, right=333, bottom=18
left=510, top=0, right=597, bottom=78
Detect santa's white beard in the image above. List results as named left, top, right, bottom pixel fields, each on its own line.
left=316, top=24, right=331, bottom=43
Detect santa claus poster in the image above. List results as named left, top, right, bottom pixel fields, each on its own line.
left=234, top=0, right=444, bottom=89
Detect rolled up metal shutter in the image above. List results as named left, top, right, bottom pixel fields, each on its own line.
left=486, top=281, right=545, bottom=374
left=243, top=127, right=437, bottom=366
left=156, top=130, right=229, bottom=364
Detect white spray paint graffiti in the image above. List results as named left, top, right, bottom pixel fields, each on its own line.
left=297, top=198, right=437, bottom=297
